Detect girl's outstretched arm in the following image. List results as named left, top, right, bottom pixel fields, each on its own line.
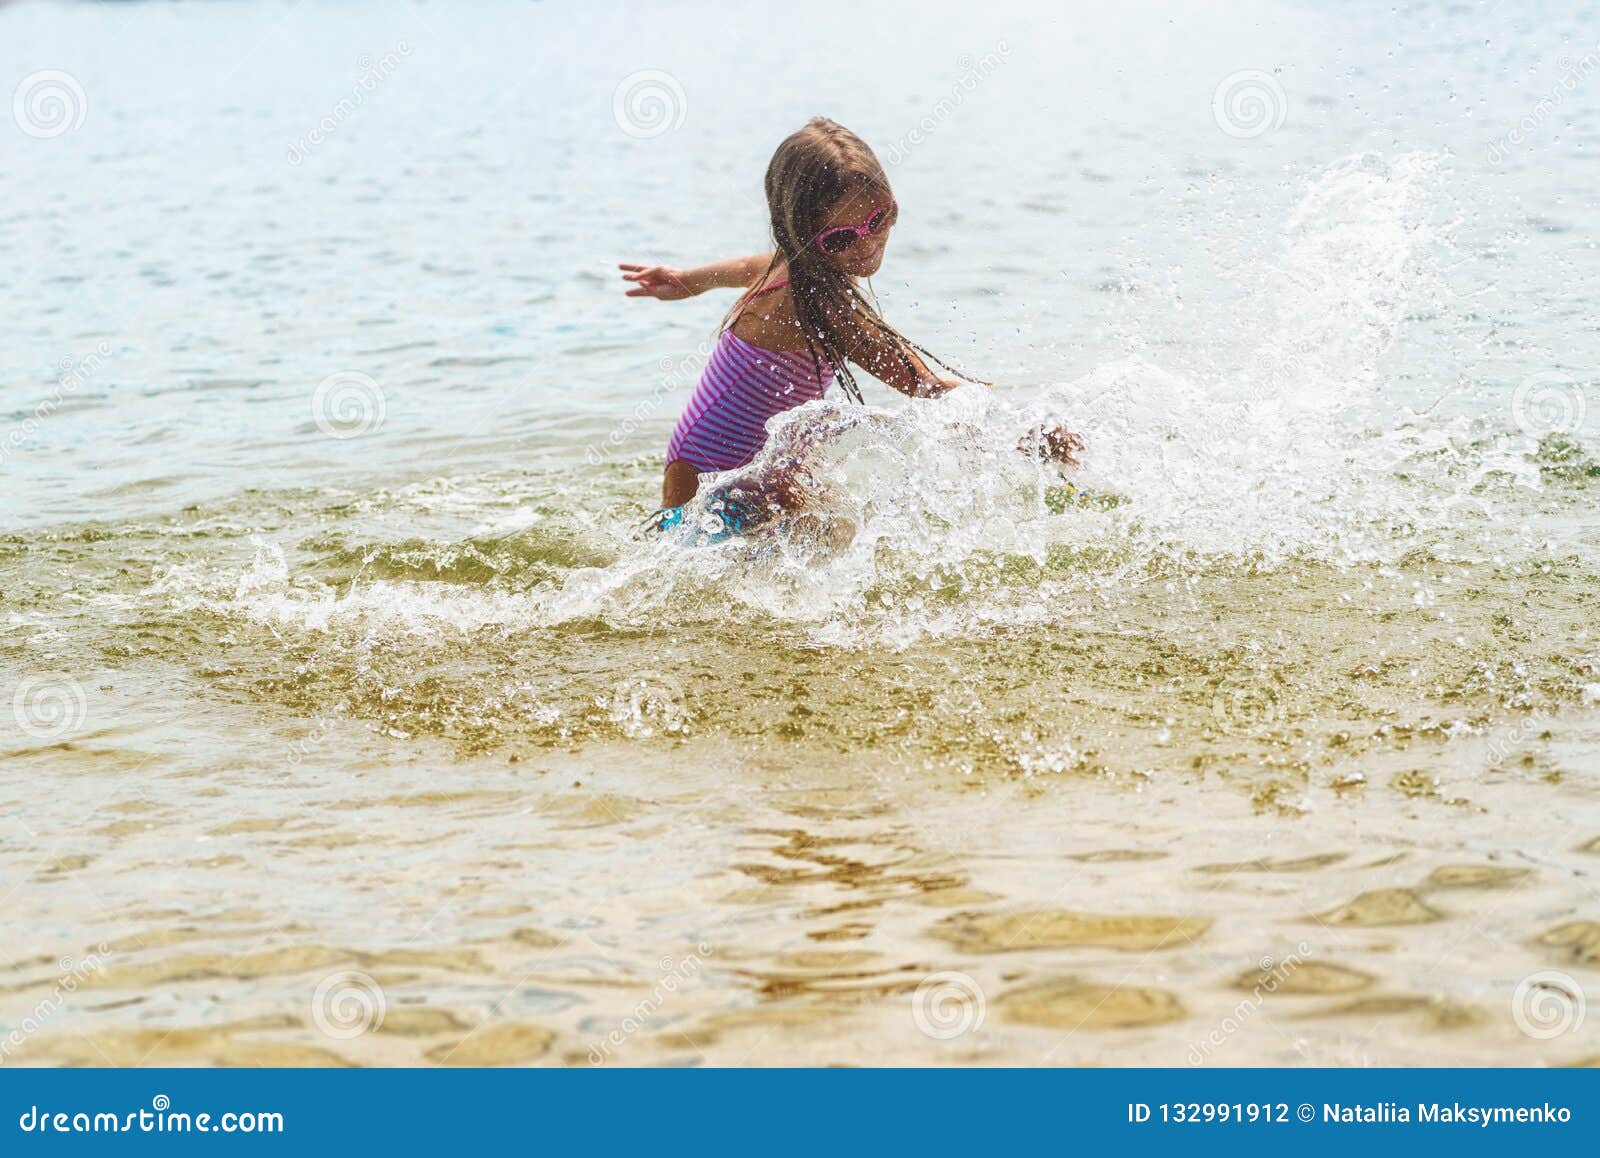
left=619, top=252, right=776, bottom=300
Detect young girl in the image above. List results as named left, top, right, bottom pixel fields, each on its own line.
left=622, top=117, right=1078, bottom=539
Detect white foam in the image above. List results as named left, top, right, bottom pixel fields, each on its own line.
left=161, top=154, right=1581, bottom=646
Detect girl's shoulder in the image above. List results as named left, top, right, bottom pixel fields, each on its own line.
left=728, top=281, right=809, bottom=353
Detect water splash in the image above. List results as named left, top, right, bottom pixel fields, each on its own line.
left=147, top=153, right=1589, bottom=653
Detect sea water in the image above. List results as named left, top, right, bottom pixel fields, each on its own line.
left=2, top=0, right=1598, bottom=1066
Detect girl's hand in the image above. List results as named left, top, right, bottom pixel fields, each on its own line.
left=619, top=263, right=694, bottom=300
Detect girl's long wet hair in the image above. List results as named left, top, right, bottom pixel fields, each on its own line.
left=724, top=117, right=974, bottom=403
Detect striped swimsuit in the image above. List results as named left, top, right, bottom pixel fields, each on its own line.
left=666, top=284, right=835, bottom=472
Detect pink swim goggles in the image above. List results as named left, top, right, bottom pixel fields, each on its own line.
left=813, top=201, right=898, bottom=256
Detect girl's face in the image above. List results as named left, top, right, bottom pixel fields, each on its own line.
left=814, top=187, right=896, bottom=278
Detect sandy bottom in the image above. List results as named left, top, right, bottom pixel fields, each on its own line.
left=5, top=687, right=1598, bottom=1068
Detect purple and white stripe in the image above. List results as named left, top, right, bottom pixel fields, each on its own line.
left=666, top=331, right=835, bottom=472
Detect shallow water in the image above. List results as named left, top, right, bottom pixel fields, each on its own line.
left=3, top=0, right=1599, bottom=1066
